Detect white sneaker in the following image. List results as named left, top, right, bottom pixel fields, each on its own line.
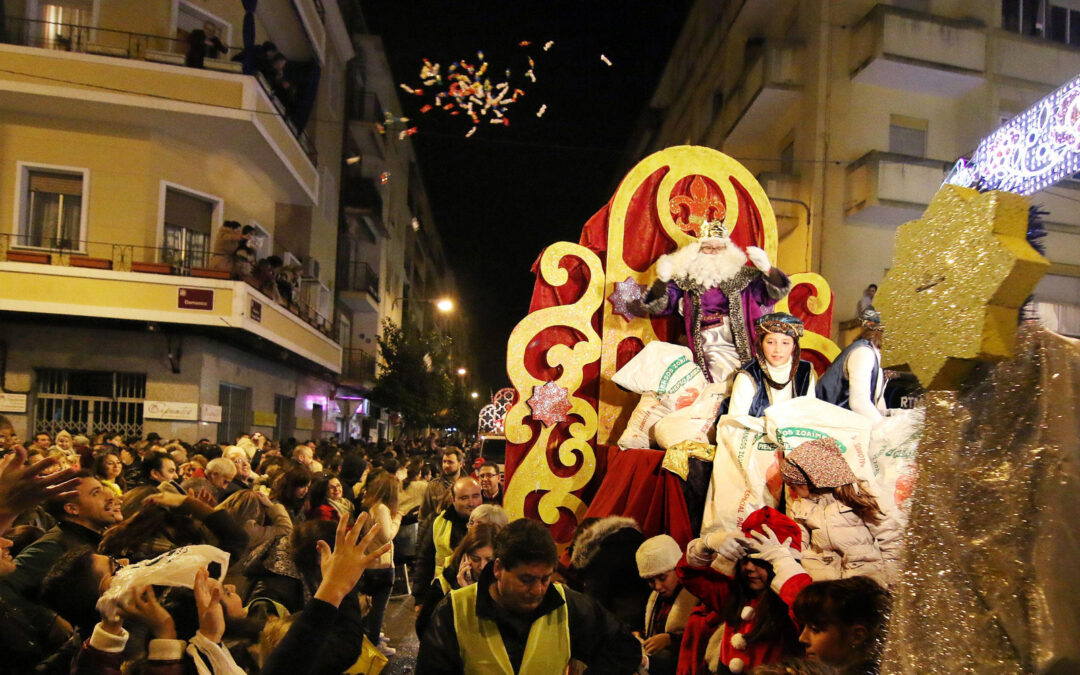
left=377, top=644, right=396, bottom=657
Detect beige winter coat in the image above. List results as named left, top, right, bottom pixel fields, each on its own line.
left=787, top=491, right=901, bottom=587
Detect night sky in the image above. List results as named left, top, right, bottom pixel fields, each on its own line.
left=361, top=0, right=693, bottom=393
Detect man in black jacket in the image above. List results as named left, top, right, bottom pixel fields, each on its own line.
left=416, top=519, right=644, bottom=674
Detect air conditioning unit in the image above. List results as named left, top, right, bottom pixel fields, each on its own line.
left=301, top=256, right=320, bottom=280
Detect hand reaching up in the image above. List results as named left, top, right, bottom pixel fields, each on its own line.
left=313, top=512, right=392, bottom=608
left=193, top=567, right=226, bottom=643
left=0, top=445, right=80, bottom=533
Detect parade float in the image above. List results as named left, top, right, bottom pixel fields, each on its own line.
left=499, top=145, right=840, bottom=546
left=496, top=77, right=1080, bottom=667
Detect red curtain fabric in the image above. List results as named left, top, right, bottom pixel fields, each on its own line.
left=582, top=446, right=694, bottom=549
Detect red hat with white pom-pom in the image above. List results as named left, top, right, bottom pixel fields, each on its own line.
left=740, top=506, right=802, bottom=553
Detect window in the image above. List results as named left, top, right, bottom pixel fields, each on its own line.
left=17, top=165, right=86, bottom=250
left=162, top=186, right=216, bottom=269
left=1003, top=0, right=1080, bottom=47
left=889, top=115, right=928, bottom=157
left=34, top=369, right=145, bottom=438
left=218, top=383, right=252, bottom=444
left=274, top=394, right=296, bottom=441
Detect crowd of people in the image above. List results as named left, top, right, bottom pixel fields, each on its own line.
left=0, top=413, right=894, bottom=675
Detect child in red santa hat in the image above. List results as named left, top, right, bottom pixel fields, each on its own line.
left=677, top=506, right=812, bottom=674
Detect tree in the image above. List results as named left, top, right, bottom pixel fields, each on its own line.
left=372, top=320, right=452, bottom=434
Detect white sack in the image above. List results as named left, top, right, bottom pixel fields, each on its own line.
left=617, top=393, right=669, bottom=450
left=612, top=341, right=707, bottom=409
left=764, top=397, right=880, bottom=492
left=654, top=381, right=730, bottom=450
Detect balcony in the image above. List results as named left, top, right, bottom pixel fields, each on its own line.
left=338, top=261, right=380, bottom=313
left=991, top=31, right=1080, bottom=89
left=0, top=20, right=318, bottom=203
left=257, top=0, right=327, bottom=64
left=342, top=348, right=377, bottom=387
left=0, top=234, right=341, bottom=373
left=844, top=151, right=952, bottom=225
left=710, top=42, right=803, bottom=147
left=850, top=4, right=985, bottom=97
left=347, top=88, right=389, bottom=160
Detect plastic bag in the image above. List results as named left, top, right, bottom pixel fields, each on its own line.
left=97, top=545, right=230, bottom=621
left=654, top=381, right=730, bottom=449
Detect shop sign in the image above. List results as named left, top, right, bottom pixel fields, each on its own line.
left=144, top=400, right=198, bottom=421
left=178, top=288, right=214, bottom=311
left=200, top=404, right=222, bottom=423
left=0, top=392, right=27, bottom=413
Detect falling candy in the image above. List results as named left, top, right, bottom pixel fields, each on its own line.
left=543, top=41, right=554, bottom=51
left=537, top=104, right=547, bottom=117
left=600, top=54, right=612, bottom=66
left=379, top=171, right=391, bottom=184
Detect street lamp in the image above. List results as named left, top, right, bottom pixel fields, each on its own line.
left=391, top=296, right=455, bottom=313
left=456, top=367, right=467, bottom=376
left=470, top=391, right=479, bottom=399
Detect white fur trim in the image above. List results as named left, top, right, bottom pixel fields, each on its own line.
left=644, top=588, right=698, bottom=636
left=740, top=605, right=755, bottom=621
left=89, top=623, right=128, bottom=653
left=148, top=638, right=186, bottom=661
left=570, top=516, right=641, bottom=570
left=730, top=632, right=747, bottom=650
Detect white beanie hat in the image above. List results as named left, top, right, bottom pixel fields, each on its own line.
left=635, top=534, right=682, bottom=578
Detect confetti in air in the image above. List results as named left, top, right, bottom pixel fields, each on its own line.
left=397, top=40, right=555, bottom=138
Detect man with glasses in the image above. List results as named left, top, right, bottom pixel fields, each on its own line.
left=417, top=518, right=643, bottom=674
left=476, top=461, right=502, bottom=506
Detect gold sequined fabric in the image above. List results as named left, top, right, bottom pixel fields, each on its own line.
left=661, top=440, right=716, bottom=480
left=881, top=325, right=1080, bottom=674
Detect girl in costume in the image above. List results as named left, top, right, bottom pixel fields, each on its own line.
left=780, top=438, right=901, bottom=586
left=792, top=576, right=891, bottom=675
left=728, top=312, right=816, bottom=417
left=677, top=507, right=812, bottom=674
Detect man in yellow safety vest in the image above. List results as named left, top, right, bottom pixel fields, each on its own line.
left=416, top=519, right=645, bottom=674
left=414, top=476, right=481, bottom=617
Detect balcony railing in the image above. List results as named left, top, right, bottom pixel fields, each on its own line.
left=0, top=232, right=336, bottom=339
left=344, top=348, right=377, bottom=383
left=340, top=261, right=380, bottom=298
left=0, top=15, right=316, bottom=163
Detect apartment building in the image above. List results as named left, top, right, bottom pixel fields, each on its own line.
left=0, top=0, right=357, bottom=442
left=631, top=0, right=1080, bottom=340
left=333, top=6, right=465, bottom=439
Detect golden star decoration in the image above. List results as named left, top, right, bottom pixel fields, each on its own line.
left=876, top=185, right=1048, bottom=391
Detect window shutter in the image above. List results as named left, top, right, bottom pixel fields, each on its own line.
left=29, top=171, right=83, bottom=196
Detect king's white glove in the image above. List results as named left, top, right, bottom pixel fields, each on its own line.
left=704, top=532, right=750, bottom=563
left=745, top=246, right=771, bottom=273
